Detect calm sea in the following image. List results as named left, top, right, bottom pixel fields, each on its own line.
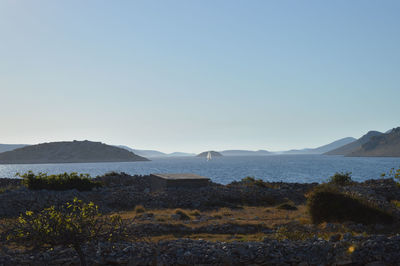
left=0, top=155, right=399, bottom=184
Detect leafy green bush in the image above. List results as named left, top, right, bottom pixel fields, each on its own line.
left=307, top=185, right=394, bottom=224
left=5, top=198, right=126, bottom=266
left=328, top=172, right=353, bottom=186
left=17, top=171, right=102, bottom=191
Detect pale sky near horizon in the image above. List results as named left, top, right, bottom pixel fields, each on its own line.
left=1, top=0, right=399, bottom=153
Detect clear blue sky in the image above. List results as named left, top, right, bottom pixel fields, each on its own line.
left=1, top=1, right=399, bottom=153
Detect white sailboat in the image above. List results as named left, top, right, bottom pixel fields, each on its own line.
left=206, top=151, right=212, bottom=161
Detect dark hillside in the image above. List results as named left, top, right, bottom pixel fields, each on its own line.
left=0, top=140, right=149, bottom=164
left=349, top=127, right=400, bottom=157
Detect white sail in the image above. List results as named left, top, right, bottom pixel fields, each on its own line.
left=207, top=151, right=212, bottom=161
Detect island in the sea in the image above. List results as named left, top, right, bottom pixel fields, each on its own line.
left=0, top=140, right=149, bottom=164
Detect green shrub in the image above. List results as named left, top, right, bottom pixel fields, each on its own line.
left=241, top=176, right=268, bottom=188
left=5, top=198, right=125, bottom=266
left=328, top=172, right=353, bottom=186
left=307, top=186, right=394, bottom=224
left=16, top=171, right=102, bottom=191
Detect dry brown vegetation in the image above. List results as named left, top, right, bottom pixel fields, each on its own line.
left=2, top=201, right=400, bottom=244
left=116, top=205, right=308, bottom=227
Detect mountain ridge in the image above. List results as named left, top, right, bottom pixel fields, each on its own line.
left=325, top=131, right=383, bottom=155
left=281, top=137, right=356, bottom=155
left=347, top=128, right=400, bottom=157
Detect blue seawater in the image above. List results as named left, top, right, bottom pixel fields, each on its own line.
left=0, top=155, right=399, bottom=184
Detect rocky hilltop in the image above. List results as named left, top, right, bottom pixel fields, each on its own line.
left=196, top=151, right=223, bottom=157
left=349, top=127, right=400, bottom=157
left=0, top=140, right=149, bottom=164
left=325, top=131, right=383, bottom=155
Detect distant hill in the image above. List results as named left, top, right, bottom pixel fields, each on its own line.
left=0, top=140, right=149, bottom=164
left=197, top=151, right=223, bottom=157
left=325, top=131, right=383, bottom=155
left=167, top=152, right=196, bottom=157
left=282, top=137, right=356, bottom=155
left=117, top=145, right=167, bottom=158
left=0, top=144, right=28, bottom=153
left=117, top=145, right=194, bottom=157
left=348, top=127, right=400, bottom=157
left=220, top=150, right=271, bottom=156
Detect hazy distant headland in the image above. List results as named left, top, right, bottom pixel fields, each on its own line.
left=118, top=145, right=195, bottom=158
left=219, top=150, right=272, bottom=156
left=0, top=140, right=149, bottom=164
left=280, top=137, right=356, bottom=155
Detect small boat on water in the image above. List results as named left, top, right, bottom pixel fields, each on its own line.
left=206, top=151, right=212, bottom=161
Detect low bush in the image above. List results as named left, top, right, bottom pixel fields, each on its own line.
left=328, top=172, right=353, bottom=186
left=240, top=176, right=268, bottom=188
left=134, top=205, right=146, bottom=213
left=381, top=168, right=400, bottom=185
left=17, top=171, right=101, bottom=191
left=307, top=185, right=394, bottom=224
left=190, top=210, right=201, bottom=217
left=276, top=202, right=298, bottom=211
left=4, top=198, right=126, bottom=266
left=174, top=209, right=190, bottom=220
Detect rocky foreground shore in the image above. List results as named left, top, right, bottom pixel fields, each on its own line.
left=0, top=174, right=316, bottom=217
left=1, top=235, right=400, bottom=265
left=1, top=174, right=400, bottom=265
